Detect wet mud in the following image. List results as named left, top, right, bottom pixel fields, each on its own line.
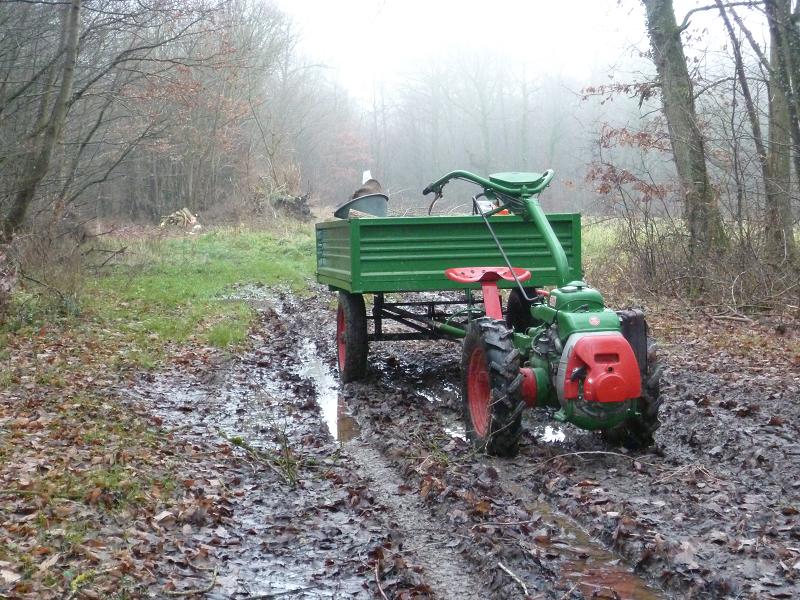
left=129, top=285, right=800, bottom=598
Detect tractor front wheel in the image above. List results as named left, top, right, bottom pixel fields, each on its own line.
left=336, top=291, right=368, bottom=382
left=602, top=341, right=663, bottom=450
left=461, top=318, right=524, bottom=457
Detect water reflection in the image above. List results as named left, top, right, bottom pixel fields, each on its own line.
left=294, top=338, right=360, bottom=442
left=541, top=425, right=566, bottom=443
left=336, top=395, right=360, bottom=442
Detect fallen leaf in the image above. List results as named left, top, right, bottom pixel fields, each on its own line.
left=1, top=569, right=21, bottom=585
left=38, top=553, right=61, bottom=571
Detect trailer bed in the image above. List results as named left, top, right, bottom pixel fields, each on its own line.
left=316, top=214, right=582, bottom=293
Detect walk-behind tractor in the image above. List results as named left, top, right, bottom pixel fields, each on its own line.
left=316, top=170, right=662, bottom=457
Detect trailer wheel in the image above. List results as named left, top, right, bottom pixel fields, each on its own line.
left=336, top=292, right=368, bottom=382
left=461, top=318, right=524, bottom=457
left=506, top=287, right=537, bottom=332
left=602, top=341, right=663, bottom=450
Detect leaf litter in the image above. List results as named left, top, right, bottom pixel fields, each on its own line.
left=3, top=282, right=798, bottom=599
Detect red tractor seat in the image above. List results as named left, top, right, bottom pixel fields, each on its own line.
left=445, top=266, right=531, bottom=284
left=444, top=267, right=531, bottom=320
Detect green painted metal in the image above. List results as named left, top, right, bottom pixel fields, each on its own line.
left=512, top=331, right=532, bottom=352
left=556, top=309, right=621, bottom=341
left=530, top=281, right=621, bottom=342
left=548, top=281, right=605, bottom=311
left=316, top=213, right=582, bottom=294
left=554, top=400, right=636, bottom=430
left=423, top=169, right=554, bottom=198
left=522, top=197, right=571, bottom=286
left=519, top=280, right=630, bottom=427
left=434, top=322, right=467, bottom=338
left=531, top=366, right=551, bottom=401
left=489, top=171, right=545, bottom=187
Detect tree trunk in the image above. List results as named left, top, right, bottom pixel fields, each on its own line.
left=765, top=0, right=797, bottom=263
left=1, top=0, right=82, bottom=243
left=765, top=0, right=800, bottom=155
left=643, top=0, right=726, bottom=272
left=716, top=1, right=794, bottom=263
left=764, top=0, right=798, bottom=262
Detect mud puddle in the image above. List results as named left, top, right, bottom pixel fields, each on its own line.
left=294, top=338, right=360, bottom=442
left=495, top=475, right=663, bottom=600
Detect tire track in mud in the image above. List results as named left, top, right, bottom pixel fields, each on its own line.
left=345, top=440, right=488, bottom=599
left=266, top=295, right=492, bottom=599
left=280, top=291, right=667, bottom=599
left=285, top=287, right=800, bottom=599
left=125, top=294, right=447, bottom=598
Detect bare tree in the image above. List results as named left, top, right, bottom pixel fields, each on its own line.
left=643, top=0, right=727, bottom=272
left=716, top=0, right=796, bottom=263
left=763, top=0, right=798, bottom=261
left=2, top=0, right=81, bottom=243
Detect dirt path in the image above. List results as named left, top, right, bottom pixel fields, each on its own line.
left=127, top=286, right=799, bottom=598
left=125, top=292, right=488, bottom=598
left=345, top=440, right=487, bottom=599
left=286, top=287, right=799, bottom=599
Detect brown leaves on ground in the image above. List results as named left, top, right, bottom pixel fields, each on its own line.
left=645, top=301, right=800, bottom=377
left=0, top=322, right=228, bottom=598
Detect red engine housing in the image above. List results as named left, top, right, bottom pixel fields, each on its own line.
left=560, top=333, right=642, bottom=403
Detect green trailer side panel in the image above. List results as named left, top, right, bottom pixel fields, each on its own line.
left=316, top=214, right=582, bottom=294
left=315, top=219, right=352, bottom=290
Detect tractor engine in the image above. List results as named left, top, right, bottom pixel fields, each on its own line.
left=524, top=283, right=651, bottom=431
left=556, top=332, right=641, bottom=404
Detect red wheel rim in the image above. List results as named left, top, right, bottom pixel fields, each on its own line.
left=467, top=347, right=491, bottom=437
left=336, top=305, right=346, bottom=371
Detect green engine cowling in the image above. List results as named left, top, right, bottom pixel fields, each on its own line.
left=520, top=281, right=642, bottom=430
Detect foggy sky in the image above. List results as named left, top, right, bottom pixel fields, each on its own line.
left=272, top=0, right=762, bottom=103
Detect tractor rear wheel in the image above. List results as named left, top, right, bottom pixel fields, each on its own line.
left=461, top=318, right=524, bottom=457
left=602, top=341, right=663, bottom=450
left=336, top=291, right=368, bottom=382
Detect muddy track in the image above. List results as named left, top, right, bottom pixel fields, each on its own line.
left=271, top=290, right=667, bottom=599
left=128, top=286, right=799, bottom=598
left=283, top=287, right=800, bottom=599
left=345, top=440, right=487, bottom=599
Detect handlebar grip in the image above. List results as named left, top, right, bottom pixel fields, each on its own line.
left=422, top=185, right=433, bottom=195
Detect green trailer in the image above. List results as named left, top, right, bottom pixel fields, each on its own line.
left=316, top=170, right=662, bottom=458
left=316, top=213, right=582, bottom=294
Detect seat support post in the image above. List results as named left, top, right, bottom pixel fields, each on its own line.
left=480, top=281, right=503, bottom=320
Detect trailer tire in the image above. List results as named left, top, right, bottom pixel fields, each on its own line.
left=337, top=292, right=368, bottom=382
left=602, top=341, right=663, bottom=450
left=506, top=287, right=537, bottom=332
left=461, top=318, right=524, bottom=457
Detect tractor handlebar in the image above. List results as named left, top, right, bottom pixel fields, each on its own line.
left=422, top=168, right=569, bottom=286
left=422, top=169, right=555, bottom=198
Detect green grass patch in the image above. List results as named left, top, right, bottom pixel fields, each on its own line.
left=207, top=304, right=252, bottom=347
left=582, top=218, right=620, bottom=260
left=2, top=222, right=315, bottom=361
left=83, top=225, right=315, bottom=355
left=0, top=223, right=316, bottom=364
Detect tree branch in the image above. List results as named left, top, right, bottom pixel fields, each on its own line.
left=679, top=1, right=761, bottom=31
